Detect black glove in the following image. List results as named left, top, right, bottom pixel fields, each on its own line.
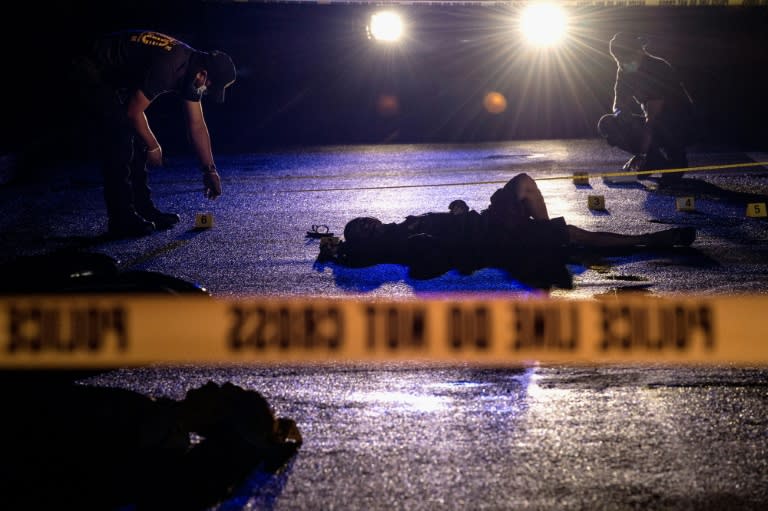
left=201, top=165, right=222, bottom=199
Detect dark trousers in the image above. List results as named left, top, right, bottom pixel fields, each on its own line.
left=597, top=111, right=692, bottom=171
left=100, top=113, right=154, bottom=221
left=70, top=56, right=155, bottom=222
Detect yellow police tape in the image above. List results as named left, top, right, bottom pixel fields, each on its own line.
left=557, top=160, right=768, bottom=182
left=2, top=294, right=767, bottom=368
left=281, top=160, right=768, bottom=193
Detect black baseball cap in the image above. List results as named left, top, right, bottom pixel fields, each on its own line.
left=204, top=50, right=236, bottom=103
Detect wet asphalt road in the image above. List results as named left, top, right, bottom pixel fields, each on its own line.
left=1, top=138, right=768, bottom=510
left=83, top=363, right=768, bottom=511
left=3, top=138, right=768, bottom=297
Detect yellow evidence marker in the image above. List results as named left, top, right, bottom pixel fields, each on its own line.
left=572, top=172, right=589, bottom=185
left=588, top=195, right=606, bottom=211
left=676, top=197, right=696, bottom=212
left=746, top=203, right=767, bottom=218
left=195, top=212, right=215, bottom=229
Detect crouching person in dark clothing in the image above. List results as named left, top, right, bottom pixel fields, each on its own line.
left=318, top=174, right=696, bottom=288
left=597, top=32, right=698, bottom=185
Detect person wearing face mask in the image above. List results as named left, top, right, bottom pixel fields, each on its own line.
left=597, top=32, right=696, bottom=185
left=69, top=30, right=236, bottom=237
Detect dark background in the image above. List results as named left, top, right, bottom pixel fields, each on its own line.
left=4, top=1, right=768, bottom=164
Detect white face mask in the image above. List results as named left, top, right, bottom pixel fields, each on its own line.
left=195, top=84, right=208, bottom=96
left=622, top=60, right=640, bottom=73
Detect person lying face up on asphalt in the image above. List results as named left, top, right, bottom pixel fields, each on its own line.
left=317, top=173, right=696, bottom=279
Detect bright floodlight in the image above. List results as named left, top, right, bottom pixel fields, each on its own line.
left=368, top=11, right=404, bottom=42
left=520, top=3, right=568, bottom=47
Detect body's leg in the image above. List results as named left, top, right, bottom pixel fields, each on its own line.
left=502, top=173, right=549, bottom=220
left=567, top=225, right=695, bottom=248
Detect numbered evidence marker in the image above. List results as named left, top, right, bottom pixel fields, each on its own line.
left=195, top=212, right=215, bottom=229
left=587, top=195, right=606, bottom=211
left=675, top=196, right=696, bottom=212
left=746, top=203, right=767, bottom=218
left=572, top=172, right=589, bottom=185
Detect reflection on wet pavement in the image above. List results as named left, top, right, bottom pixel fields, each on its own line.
left=81, top=364, right=768, bottom=510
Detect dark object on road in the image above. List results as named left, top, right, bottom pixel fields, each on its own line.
left=0, top=379, right=302, bottom=510
left=0, top=250, right=210, bottom=295
left=317, top=173, right=696, bottom=289
left=306, top=223, right=334, bottom=239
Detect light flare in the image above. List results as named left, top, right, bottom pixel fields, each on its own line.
left=483, top=91, right=508, bottom=114
left=520, top=3, right=569, bottom=47
left=368, top=11, right=404, bottom=42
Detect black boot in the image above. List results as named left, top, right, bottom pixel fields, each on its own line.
left=130, top=150, right=180, bottom=230
left=104, top=183, right=155, bottom=237
left=658, top=148, right=688, bottom=186
left=108, top=212, right=155, bottom=238
left=136, top=206, right=181, bottom=230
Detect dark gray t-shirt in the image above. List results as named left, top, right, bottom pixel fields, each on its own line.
left=87, top=30, right=201, bottom=102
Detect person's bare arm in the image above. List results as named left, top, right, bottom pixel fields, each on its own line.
left=183, top=99, right=222, bottom=199
left=125, top=90, right=163, bottom=166
left=183, top=99, right=215, bottom=168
